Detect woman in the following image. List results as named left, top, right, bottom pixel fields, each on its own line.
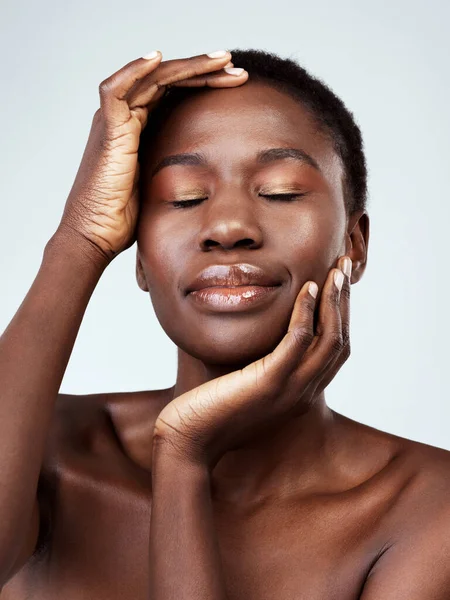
left=1, top=48, right=449, bottom=600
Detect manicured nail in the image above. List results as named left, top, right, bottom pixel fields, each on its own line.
left=142, top=50, right=160, bottom=60
left=334, top=270, right=344, bottom=291
left=342, top=257, right=352, bottom=278
left=308, top=282, right=318, bottom=298
left=224, top=67, right=244, bottom=76
left=207, top=50, right=229, bottom=58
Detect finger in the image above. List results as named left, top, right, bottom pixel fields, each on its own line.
left=126, top=51, right=236, bottom=109
left=98, top=50, right=233, bottom=127
left=338, top=256, right=352, bottom=348
left=273, top=264, right=344, bottom=395
left=315, top=341, right=351, bottom=395
left=137, top=60, right=235, bottom=94
left=302, top=256, right=352, bottom=393
left=98, top=51, right=164, bottom=125
left=299, top=265, right=345, bottom=378
left=170, top=67, right=248, bottom=89
left=258, top=279, right=318, bottom=383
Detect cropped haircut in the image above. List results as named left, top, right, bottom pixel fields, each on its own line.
left=138, top=48, right=368, bottom=216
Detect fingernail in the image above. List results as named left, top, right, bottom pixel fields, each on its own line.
left=308, top=282, right=318, bottom=298
left=142, top=50, right=160, bottom=60
left=224, top=61, right=233, bottom=68
left=224, top=67, right=245, bottom=76
left=334, top=270, right=344, bottom=291
left=207, top=50, right=229, bottom=58
left=342, top=257, right=352, bottom=278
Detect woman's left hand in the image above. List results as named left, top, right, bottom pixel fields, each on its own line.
left=153, top=255, right=352, bottom=470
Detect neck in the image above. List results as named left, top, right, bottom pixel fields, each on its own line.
left=169, top=348, right=338, bottom=504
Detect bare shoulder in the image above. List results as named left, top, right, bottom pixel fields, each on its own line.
left=373, top=421, right=450, bottom=489
left=331, top=411, right=450, bottom=519
left=342, top=413, right=450, bottom=517
left=50, top=387, right=170, bottom=446
left=346, top=423, right=450, bottom=598
left=395, top=433, right=450, bottom=513
left=32, top=388, right=169, bottom=561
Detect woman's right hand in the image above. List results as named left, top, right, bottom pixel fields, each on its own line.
left=55, top=50, right=248, bottom=264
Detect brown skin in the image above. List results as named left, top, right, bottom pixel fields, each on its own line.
left=1, top=51, right=450, bottom=600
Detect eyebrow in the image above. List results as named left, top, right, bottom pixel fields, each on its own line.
left=149, top=147, right=321, bottom=179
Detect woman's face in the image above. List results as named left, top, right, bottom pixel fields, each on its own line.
left=136, top=80, right=353, bottom=366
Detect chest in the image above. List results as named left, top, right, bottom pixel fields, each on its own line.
left=2, top=477, right=383, bottom=600
left=1, top=421, right=388, bottom=600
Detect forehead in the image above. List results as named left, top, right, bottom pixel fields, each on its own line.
left=145, top=81, right=343, bottom=183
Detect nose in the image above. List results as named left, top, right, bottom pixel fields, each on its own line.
left=196, top=190, right=263, bottom=252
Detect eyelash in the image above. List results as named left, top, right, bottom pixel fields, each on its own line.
left=170, top=194, right=305, bottom=209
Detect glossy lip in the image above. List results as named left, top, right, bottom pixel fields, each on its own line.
left=188, top=284, right=282, bottom=312
left=185, top=263, right=282, bottom=295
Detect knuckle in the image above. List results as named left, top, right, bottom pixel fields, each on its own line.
left=154, top=79, right=166, bottom=92
left=327, top=290, right=338, bottom=308
left=292, top=326, right=315, bottom=350
left=341, top=283, right=351, bottom=301
left=342, top=324, right=350, bottom=347
left=98, top=78, right=112, bottom=95
left=98, top=75, right=118, bottom=96
left=329, top=331, right=344, bottom=353
left=303, top=297, right=316, bottom=315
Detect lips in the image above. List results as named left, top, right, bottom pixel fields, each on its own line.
left=185, top=263, right=282, bottom=294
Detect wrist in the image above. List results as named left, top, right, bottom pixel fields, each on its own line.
left=45, top=224, right=111, bottom=274
left=152, top=434, right=212, bottom=479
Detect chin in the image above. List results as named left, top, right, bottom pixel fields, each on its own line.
left=171, top=322, right=288, bottom=368
left=151, top=286, right=295, bottom=367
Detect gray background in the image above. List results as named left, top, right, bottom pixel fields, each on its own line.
left=1, top=0, right=448, bottom=449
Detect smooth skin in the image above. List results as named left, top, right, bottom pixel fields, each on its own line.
left=0, top=49, right=450, bottom=600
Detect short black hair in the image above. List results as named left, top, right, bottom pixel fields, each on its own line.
left=138, top=48, right=368, bottom=216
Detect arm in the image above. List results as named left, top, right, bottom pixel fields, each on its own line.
left=148, top=440, right=229, bottom=600
left=0, top=231, right=108, bottom=585
left=0, top=49, right=248, bottom=587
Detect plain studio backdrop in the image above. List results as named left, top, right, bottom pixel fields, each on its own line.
left=1, top=0, right=448, bottom=450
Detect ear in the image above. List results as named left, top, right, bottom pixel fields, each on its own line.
left=344, top=210, right=370, bottom=285
left=136, top=248, right=149, bottom=292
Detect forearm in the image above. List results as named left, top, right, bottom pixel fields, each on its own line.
left=149, top=441, right=229, bottom=600
left=0, top=230, right=108, bottom=565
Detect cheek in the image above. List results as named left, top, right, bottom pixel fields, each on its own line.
left=280, top=204, right=345, bottom=287
left=137, top=212, right=191, bottom=296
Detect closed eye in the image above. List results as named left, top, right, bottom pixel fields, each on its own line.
left=260, top=193, right=305, bottom=202
left=170, top=198, right=207, bottom=209
left=169, top=193, right=306, bottom=209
